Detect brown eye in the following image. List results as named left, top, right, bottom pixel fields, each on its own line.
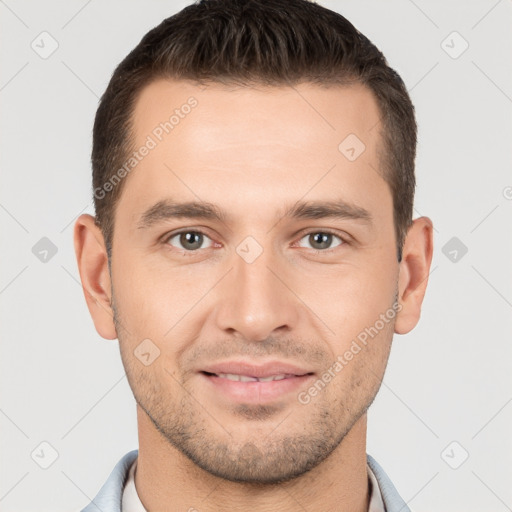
left=299, top=232, right=343, bottom=251
left=166, top=231, right=213, bottom=251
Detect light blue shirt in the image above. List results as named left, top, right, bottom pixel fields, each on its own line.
left=81, top=450, right=411, bottom=512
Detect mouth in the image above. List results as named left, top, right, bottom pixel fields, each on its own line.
left=199, top=366, right=315, bottom=403
left=200, top=360, right=314, bottom=379
left=201, top=371, right=309, bottom=382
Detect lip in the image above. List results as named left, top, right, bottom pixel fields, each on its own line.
left=198, top=360, right=315, bottom=403
left=200, top=360, right=313, bottom=379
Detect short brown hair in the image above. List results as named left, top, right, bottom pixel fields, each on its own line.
left=92, top=0, right=416, bottom=262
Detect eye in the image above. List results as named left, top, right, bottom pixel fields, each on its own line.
left=164, top=230, right=214, bottom=251
left=297, top=231, right=344, bottom=251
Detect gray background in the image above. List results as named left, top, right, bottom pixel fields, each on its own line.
left=1, top=1, right=511, bottom=511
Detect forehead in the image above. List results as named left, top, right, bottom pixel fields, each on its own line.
left=120, top=78, right=389, bottom=225
left=132, top=78, right=382, bottom=154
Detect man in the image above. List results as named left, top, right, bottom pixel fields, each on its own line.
left=74, top=0, right=433, bottom=510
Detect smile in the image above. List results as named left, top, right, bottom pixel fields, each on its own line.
left=200, top=371, right=315, bottom=403
left=207, top=372, right=296, bottom=382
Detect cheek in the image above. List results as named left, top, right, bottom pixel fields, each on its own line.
left=111, top=252, right=168, bottom=339
left=325, top=315, right=394, bottom=402
left=111, top=251, right=217, bottom=351
left=294, top=261, right=398, bottom=341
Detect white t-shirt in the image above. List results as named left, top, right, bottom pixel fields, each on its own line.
left=122, top=458, right=386, bottom=512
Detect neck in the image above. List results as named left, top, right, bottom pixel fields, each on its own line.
left=135, top=406, right=370, bottom=512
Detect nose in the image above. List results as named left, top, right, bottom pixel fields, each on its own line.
left=213, top=242, right=300, bottom=342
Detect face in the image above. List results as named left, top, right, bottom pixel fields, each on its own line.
left=109, top=79, right=400, bottom=483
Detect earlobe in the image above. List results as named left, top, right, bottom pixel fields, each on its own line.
left=73, top=214, right=117, bottom=340
left=394, top=217, right=434, bottom=335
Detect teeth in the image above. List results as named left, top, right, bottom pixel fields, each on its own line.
left=239, top=375, right=259, bottom=382
left=264, top=374, right=287, bottom=381
left=216, top=373, right=290, bottom=382
left=258, top=375, right=278, bottom=382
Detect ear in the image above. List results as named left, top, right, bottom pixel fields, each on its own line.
left=73, top=214, right=117, bottom=340
left=394, top=217, right=434, bottom=335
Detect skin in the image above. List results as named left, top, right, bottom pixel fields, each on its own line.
left=74, top=79, right=433, bottom=512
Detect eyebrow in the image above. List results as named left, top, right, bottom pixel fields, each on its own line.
left=136, top=198, right=373, bottom=230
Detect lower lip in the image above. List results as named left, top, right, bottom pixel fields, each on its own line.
left=200, top=372, right=315, bottom=403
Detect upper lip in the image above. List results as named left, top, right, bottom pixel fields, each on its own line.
left=200, top=361, right=314, bottom=378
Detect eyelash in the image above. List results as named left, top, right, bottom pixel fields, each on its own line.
left=161, top=229, right=349, bottom=256
left=294, top=229, right=347, bottom=254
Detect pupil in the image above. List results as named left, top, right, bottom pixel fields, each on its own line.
left=181, top=232, right=202, bottom=250
left=311, top=233, right=331, bottom=249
